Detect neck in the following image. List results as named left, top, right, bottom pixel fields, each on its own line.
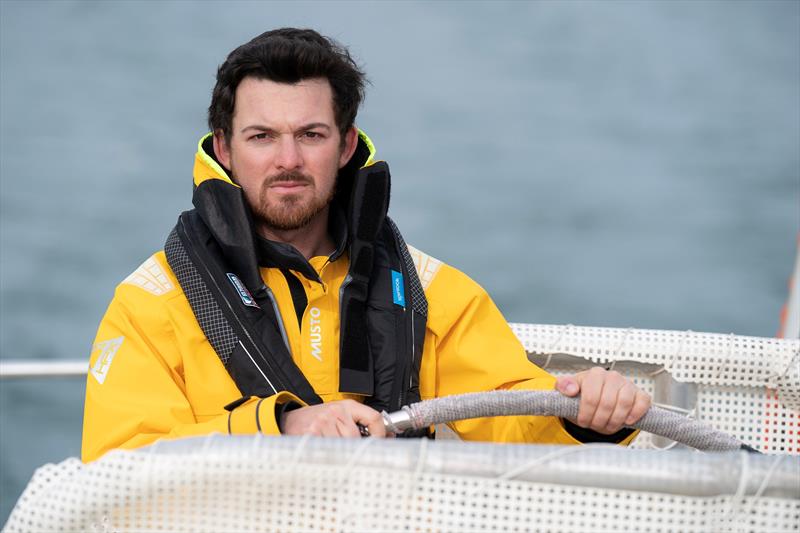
left=256, top=207, right=335, bottom=260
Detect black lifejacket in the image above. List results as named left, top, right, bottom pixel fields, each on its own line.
left=164, top=135, right=428, bottom=433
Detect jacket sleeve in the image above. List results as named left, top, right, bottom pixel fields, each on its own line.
left=422, top=263, right=635, bottom=445
left=81, top=283, right=300, bottom=463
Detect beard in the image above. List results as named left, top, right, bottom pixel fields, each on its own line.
left=249, top=170, right=335, bottom=231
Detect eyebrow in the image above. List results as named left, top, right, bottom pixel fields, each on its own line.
left=240, top=122, right=332, bottom=134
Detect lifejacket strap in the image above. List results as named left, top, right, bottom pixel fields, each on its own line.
left=165, top=227, right=238, bottom=364
left=386, top=217, right=427, bottom=318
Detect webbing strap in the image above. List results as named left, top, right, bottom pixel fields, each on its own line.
left=386, top=217, right=427, bottom=318
left=165, top=227, right=238, bottom=365
left=166, top=214, right=323, bottom=404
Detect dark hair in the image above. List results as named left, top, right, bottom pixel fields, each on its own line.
left=208, top=28, right=366, bottom=143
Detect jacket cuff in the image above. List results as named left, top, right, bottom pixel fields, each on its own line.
left=561, top=418, right=638, bottom=445
left=275, top=401, right=304, bottom=433
left=226, top=392, right=305, bottom=436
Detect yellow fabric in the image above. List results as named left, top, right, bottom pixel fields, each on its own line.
left=229, top=393, right=305, bottom=435
left=82, top=245, right=589, bottom=462
left=81, top=135, right=618, bottom=463
left=192, top=133, right=238, bottom=187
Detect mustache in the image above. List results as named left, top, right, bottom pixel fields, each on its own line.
left=265, top=171, right=314, bottom=187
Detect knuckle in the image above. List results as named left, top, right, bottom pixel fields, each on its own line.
left=582, top=396, right=600, bottom=409
left=593, top=405, right=612, bottom=420
left=617, top=393, right=635, bottom=409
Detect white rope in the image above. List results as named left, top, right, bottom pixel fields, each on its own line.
left=721, top=450, right=751, bottom=527
left=338, top=437, right=379, bottom=529
left=769, top=348, right=799, bottom=384
left=736, top=454, right=787, bottom=526
left=751, top=454, right=786, bottom=500
left=609, top=327, right=634, bottom=370
left=344, top=435, right=376, bottom=471
left=499, top=443, right=616, bottom=481
left=650, top=329, right=691, bottom=378
left=289, top=433, right=312, bottom=466
left=462, top=443, right=616, bottom=501
left=397, top=437, right=430, bottom=518
left=649, top=439, right=680, bottom=451
left=542, top=324, right=574, bottom=368
left=652, top=402, right=695, bottom=417
left=715, top=332, right=736, bottom=380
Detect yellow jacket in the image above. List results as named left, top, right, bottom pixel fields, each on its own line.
left=82, top=136, right=593, bottom=462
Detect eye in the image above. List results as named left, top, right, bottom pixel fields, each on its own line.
left=303, top=131, right=323, bottom=140
left=252, top=133, right=268, bottom=140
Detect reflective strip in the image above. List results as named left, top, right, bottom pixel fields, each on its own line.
left=358, top=129, right=376, bottom=167
left=239, top=340, right=279, bottom=395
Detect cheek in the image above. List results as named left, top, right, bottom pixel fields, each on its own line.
left=230, top=149, right=264, bottom=181
left=319, top=166, right=339, bottom=195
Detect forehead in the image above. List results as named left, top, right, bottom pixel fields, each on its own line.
left=232, top=77, right=336, bottom=129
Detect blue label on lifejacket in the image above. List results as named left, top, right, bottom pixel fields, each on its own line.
left=227, top=273, right=259, bottom=308
left=391, top=270, right=405, bottom=307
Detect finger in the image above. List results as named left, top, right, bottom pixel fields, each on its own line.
left=312, top=416, right=340, bottom=437
left=625, top=390, right=652, bottom=426
left=348, top=402, right=387, bottom=438
left=336, top=418, right=361, bottom=438
left=576, top=369, right=603, bottom=427
left=330, top=403, right=363, bottom=438
left=555, top=375, right=580, bottom=397
left=604, top=382, right=637, bottom=433
left=589, top=376, right=620, bottom=432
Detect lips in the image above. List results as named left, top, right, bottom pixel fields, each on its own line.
left=269, top=181, right=309, bottom=192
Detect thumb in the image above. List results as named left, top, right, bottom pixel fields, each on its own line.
left=556, top=375, right=580, bottom=397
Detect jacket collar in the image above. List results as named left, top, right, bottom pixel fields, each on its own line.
left=254, top=203, right=348, bottom=282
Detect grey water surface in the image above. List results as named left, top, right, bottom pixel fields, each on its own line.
left=1, top=0, right=798, bottom=522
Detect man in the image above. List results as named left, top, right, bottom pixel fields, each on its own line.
left=82, top=28, right=650, bottom=462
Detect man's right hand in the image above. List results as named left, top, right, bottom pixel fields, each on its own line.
left=280, top=400, right=388, bottom=438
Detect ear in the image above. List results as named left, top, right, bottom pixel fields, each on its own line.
left=213, top=130, right=232, bottom=169
left=338, top=126, right=359, bottom=168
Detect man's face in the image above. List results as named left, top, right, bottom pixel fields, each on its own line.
left=214, top=77, right=357, bottom=232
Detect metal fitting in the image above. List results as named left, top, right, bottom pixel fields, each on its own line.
left=381, top=408, right=414, bottom=434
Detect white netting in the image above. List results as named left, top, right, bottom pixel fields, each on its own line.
left=510, top=324, right=800, bottom=454
left=4, top=324, right=800, bottom=532
left=4, top=436, right=798, bottom=533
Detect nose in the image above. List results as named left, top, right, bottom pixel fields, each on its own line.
left=275, top=136, right=302, bottom=171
